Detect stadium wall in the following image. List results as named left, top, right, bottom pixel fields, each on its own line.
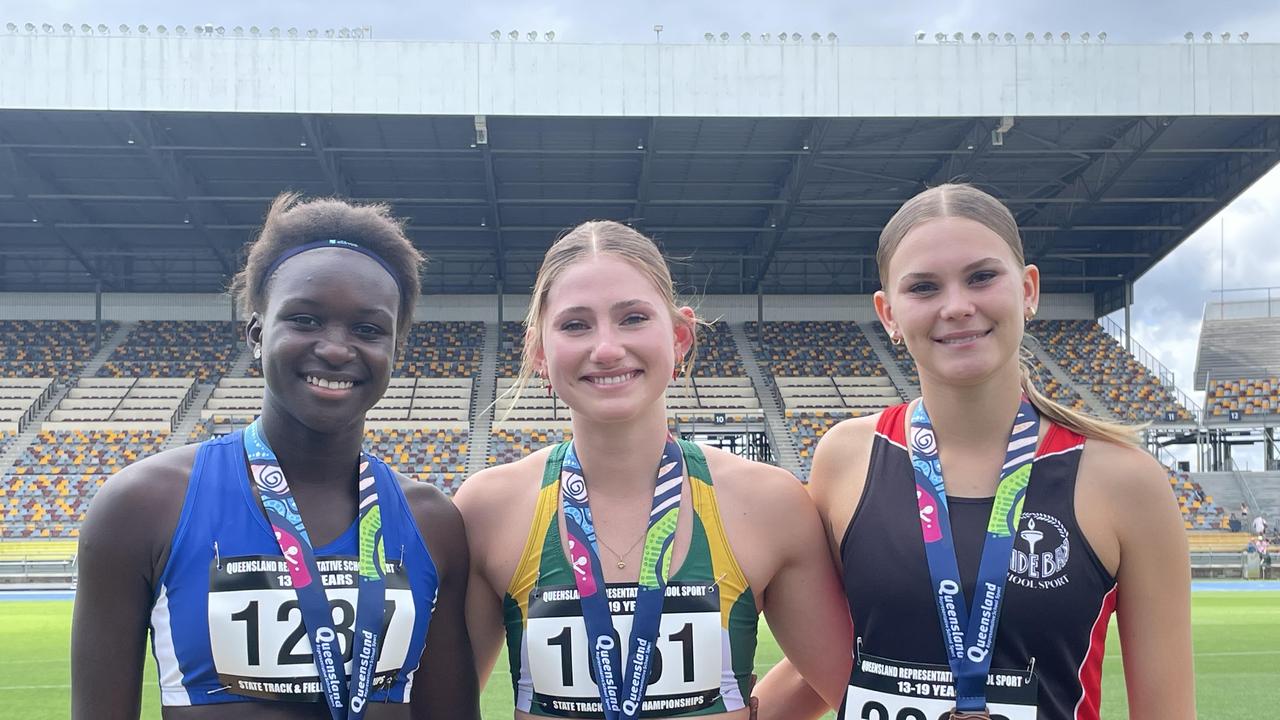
left=2, top=37, right=1278, bottom=117
left=0, top=292, right=1095, bottom=322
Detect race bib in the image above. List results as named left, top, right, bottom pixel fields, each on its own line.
left=207, top=554, right=416, bottom=702
left=844, top=652, right=1037, bottom=720
left=526, top=581, right=724, bottom=718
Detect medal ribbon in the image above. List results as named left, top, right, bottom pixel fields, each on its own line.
left=243, top=421, right=402, bottom=719
left=908, top=398, right=1039, bottom=713
left=559, top=435, right=685, bottom=720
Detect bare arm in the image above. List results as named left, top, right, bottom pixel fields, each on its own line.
left=71, top=449, right=192, bottom=720
left=1109, top=452, right=1196, bottom=718
left=404, top=483, right=480, bottom=719
left=743, top=465, right=853, bottom=720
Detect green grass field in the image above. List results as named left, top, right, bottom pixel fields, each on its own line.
left=4, top=591, right=1277, bottom=718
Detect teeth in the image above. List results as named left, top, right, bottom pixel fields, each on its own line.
left=591, top=372, right=636, bottom=385
left=306, top=376, right=353, bottom=390
left=939, top=332, right=987, bottom=345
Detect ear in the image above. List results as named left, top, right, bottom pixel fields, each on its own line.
left=872, top=290, right=896, bottom=339
left=673, top=306, right=697, bottom=359
left=525, top=326, right=547, bottom=376
left=1022, top=264, right=1041, bottom=317
left=245, top=312, right=263, bottom=348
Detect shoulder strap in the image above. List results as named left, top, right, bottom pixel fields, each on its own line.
left=541, top=441, right=570, bottom=488
left=676, top=439, right=712, bottom=486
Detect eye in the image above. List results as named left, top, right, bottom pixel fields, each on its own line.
left=907, top=282, right=937, bottom=295
left=621, top=313, right=650, bottom=325
left=287, top=314, right=320, bottom=328
left=969, top=270, right=998, bottom=285
left=353, top=323, right=386, bottom=337
left=559, top=319, right=589, bottom=332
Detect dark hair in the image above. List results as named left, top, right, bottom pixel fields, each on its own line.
left=230, top=193, right=425, bottom=341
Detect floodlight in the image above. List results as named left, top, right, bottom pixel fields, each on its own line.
left=175, top=25, right=186, bottom=35
left=80, top=23, right=91, bottom=33
left=778, top=32, right=786, bottom=42
left=953, top=32, right=964, bottom=42
left=1203, top=31, right=1212, bottom=42
left=204, top=24, right=214, bottom=35
left=139, top=25, right=150, bottom=34
left=761, top=33, right=770, bottom=42
left=157, top=25, right=167, bottom=34
left=325, top=29, right=335, bottom=38
left=6, top=22, right=18, bottom=33
left=811, top=32, right=820, bottom=42
left=742, top=32, right=751, bottom=42
left=827, top=32, right=837, bottom=42
left=1004, top=32, right=1015, bottom=43
left=351, top=28, right=364, bottom=39
left=915, top=31, right=926, bottom=41
left=288, top=28, right=298, bottom=38
left=339, top=28, right=350, bottom=38
left=1060, top=32, right=1069, bottom=42
left=1184, top=31, right=1194, bottom=41
left=508, top=30, right=518, bottom=40
left=1043, top=32, right=1053, bottom=42
left=194, top=25, right=204, bottom=35
left=490, top=29, right=500, bottom=39
left=704, top=32, right=714, bottom=42
left=1025, top=31, right=1035, bottom=42
left=545, top=31, right=555, bottom=41
left=722, top=32, right=731, bottom=42
left=1081, top=32, right=1090, bottom=42
left=972, top=32, right=981, bottom=42
left=233, top=26, right=243, bottom=36
left=42, top=23, right=55, bottom=33
left=62, top=23, right=73, bottom=33
left=527, top=31, right=537, bottom=41
left=270, top=27, right=280, bottom=37
left=935, top=32, right=946, bottom=43
left=1240, top=32, right=1249, bottom=42
left=97, top=24, right=108, bottom=34
left=987, top=32, right=997, bottom=42
left=306, top=29, right=317, bottom=38
left=791, top=32, right=801, bottom=42
left=215, top=26, right=224, bottom=36
left=1221, top=32, right=1230, bottom=42
left=1098, top=31, right=1107, bottom=42
left=250, top=26, right=260, bottom=36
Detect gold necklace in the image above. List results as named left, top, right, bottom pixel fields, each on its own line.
left=597, top=530, right=648, bottom=569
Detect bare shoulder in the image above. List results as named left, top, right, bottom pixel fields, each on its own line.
left=453, top=445, right=553, bottom=513
left=700, top=444, right=807, bottom=507
left=1077, top=439, right=1171, bottom=508
left=90, top=443, right=200, bottom=521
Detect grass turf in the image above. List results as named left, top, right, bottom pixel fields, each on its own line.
left=3, top=591, right=1276, bottom=718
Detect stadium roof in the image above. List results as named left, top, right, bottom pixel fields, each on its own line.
left=2, top=38, right=1279, bottom=314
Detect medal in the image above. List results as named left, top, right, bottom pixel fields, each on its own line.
left=948, top=710, right=992, bottom=719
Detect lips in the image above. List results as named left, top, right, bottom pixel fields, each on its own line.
left=583, top=370, right=641, bottom=386
left=933, top=329, right=993, bottom=345
left=302, top=374, right=358, bottom=390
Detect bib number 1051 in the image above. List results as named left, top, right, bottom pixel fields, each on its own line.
left=545, top=622, right=696, bottom=687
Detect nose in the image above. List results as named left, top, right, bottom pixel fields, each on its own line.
left=589, top=326, right=626, bottom=366
left=314, top=328, right=357, bottom=366
left=939, top=285, right=976, bottom=321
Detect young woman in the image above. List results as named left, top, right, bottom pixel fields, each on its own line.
left=455, top=220, right=851, bottom=720
left=773, top=183, right=1194, bottom=719
left=72, top=194, right=478, bottom=719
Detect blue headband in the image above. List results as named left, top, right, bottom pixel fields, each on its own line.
left=264, top=239, right=401, bottom=292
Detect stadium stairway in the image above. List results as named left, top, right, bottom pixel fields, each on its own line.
left=859, top=320, right=917, bottom=400
left=0, top=323, right=135, bottom=477
left=1241, top=471, right=1280, bottom=523
left=225, top=342, right=254, bottom=377
left=1192, top=472, right=1252, bottom=521
left=464, top=322, right=500, bottom=480
left=1022, top=334, right=1118, bottom=421
left=162, top=382, right=219, bottom=452
left=728, top=323, right=803, bottom=476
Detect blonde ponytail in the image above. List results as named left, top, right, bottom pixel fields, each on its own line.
left=1017, top=357, right=1145, bottom=447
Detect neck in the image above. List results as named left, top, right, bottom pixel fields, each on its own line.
left=569, top=402, right=671, bottom=498
left=917, top=360, right=1026, bottom=447
left=256, top=394, right=364, bottom=487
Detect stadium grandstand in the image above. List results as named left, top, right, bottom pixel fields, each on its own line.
left=1, top=30, right=1279, bottom=586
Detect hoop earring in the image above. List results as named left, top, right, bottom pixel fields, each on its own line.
left=890, top=332, right=903, bottom=347
left=253, top=345, right=261, bottom=359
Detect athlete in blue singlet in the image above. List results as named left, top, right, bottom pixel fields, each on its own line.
left=72, top=194, right=478, bottom=719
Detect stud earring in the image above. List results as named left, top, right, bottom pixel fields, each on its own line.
left=253, top=345, right=261, bottom=359
left=890, top=332, right=903, bottom=347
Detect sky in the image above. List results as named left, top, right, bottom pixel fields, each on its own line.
left=3, top=0, right=1279, bottom=461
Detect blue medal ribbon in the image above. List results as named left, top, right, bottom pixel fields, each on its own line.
left=559, top=435, right=685, bottom=720
left=243, top=421, right=402, bottom=719
left=907, top=398, right=1039, bottom=713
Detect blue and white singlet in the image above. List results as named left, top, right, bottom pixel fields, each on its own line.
left=148, top=431, right=439, bottom=707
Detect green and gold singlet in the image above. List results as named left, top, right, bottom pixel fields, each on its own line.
left=503, top=441, right=759, bottom=718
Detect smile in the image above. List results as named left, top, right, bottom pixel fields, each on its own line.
left=584, top=370, right=641, bottom=386
left=934, top=329, right=992, bottom=345
left=304, top=375, right=356, bottom=390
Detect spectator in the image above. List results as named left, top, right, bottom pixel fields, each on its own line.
left=1258, top=537, right=1272, bottom=580
left=1240, top=501, right=1250, bottom=520
left=1253, top=514, right=1268, bottom=536
left=1229, top=513, right=1242, bottom=532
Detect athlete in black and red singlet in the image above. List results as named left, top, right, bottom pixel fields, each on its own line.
left=759, top=184, right=1194, bottom=720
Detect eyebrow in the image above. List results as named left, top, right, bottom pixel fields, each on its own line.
left=277, top=297, right=395, bottom=321
left=900, top=257, right=1003, bottom=283
left=553, top=299, right=654, bottom=320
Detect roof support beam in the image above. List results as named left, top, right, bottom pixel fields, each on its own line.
left=630, top=118, right=657, bottom=227
left=921, top=118, right=991, bottom=187
left=747, top=119, right=830, bottom=292
left=301, top=115, right=351, bottom=197
left=124, top=114, right=236, bottom=277
left=479, top=137, right=505, bottom=285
